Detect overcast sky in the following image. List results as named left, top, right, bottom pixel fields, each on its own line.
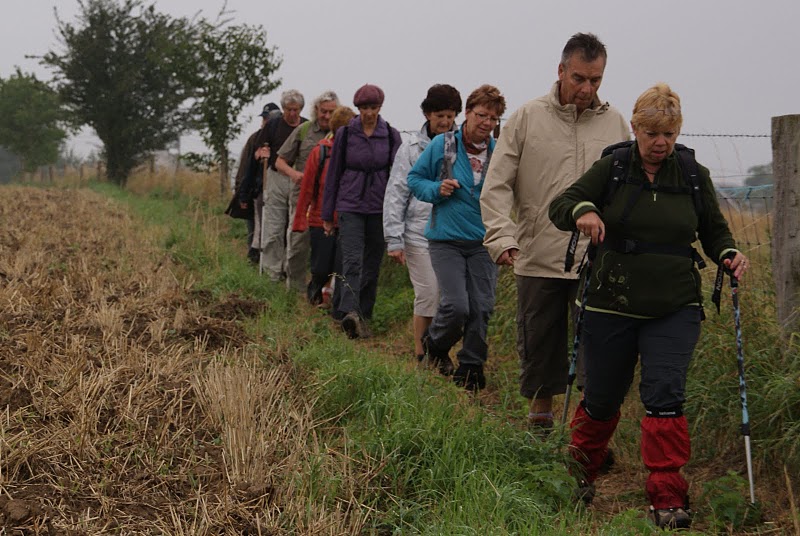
left=1, top=0, right=796, bottom=186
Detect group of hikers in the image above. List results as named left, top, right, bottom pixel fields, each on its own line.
left=230, top=32, right=749, bottom=530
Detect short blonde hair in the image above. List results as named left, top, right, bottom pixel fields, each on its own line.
left=329, top=105, right=355, bottom=133
left=631, top=83, right=683, bottom=132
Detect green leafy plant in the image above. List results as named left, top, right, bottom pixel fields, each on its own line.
left=699, top=471, right=762, bottom=530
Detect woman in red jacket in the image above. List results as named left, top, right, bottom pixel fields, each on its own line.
left=293, top=106, right=356, bottom=308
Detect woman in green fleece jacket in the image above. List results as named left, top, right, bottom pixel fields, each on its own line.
left=548, top=83, right=748, bottom=530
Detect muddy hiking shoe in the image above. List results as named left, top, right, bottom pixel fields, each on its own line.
left=453, top=363, right=485, bottom=392
left=527, top=412, right=555, bottom=439
left=575, top=479, right=596, bottom=506
left=421, top=331, right=454, bottom=376
left=651, top=503, right=692, bottom=530
left=341, top=312, right=361, bottom=339
left=599, top=448, right=616, bottom=474
left=356, top=317, right=373, bottom=339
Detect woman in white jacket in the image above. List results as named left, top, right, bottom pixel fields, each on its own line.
left=383, top=84, right=462, bottom=365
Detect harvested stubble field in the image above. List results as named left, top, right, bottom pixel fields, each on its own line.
left=1, top=182, right=796, bottom=535
left=0, top=186, right=368, bottom=534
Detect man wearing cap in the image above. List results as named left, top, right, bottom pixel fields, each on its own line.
left=480, top=33, right=629, bottom=431
left=234, top=102, right=280, bottom=263
left=272, top=90, right=340, bottom=292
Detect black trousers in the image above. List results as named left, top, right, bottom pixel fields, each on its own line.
left=307, top=226, right=339, bottom=304
left=581, top=306, right=702, bottom=420
left=336, top=212, right=384, bottom=320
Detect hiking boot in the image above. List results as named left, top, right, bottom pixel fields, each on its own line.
left=421, top=331, right=454, bottom=376
left=247, top=248, right=260, bottom=265
left=527, top=412, right=554, bottom=439
left=341, top=312, right=360, bottom=339
left=599, top=448, right=616, bottom=475
left=575, top=479, right=596, bottom=506
left=651, top=506, right=692, bottom=530
left=356, top=317, right=373, bottom=339
left=453, top=363, right=485, bottom=392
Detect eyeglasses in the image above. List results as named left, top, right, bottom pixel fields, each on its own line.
left=638, top=106, right=681, bottom=117
left=472, top=111, right=500, bottom=124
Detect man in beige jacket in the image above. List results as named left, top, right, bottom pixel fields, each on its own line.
left=481, top=33, right=629, bottom=430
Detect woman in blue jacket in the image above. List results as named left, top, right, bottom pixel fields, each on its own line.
left=407, top=85, right=506, bottom=391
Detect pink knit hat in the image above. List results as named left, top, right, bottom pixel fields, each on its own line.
left=353, top=84, right=385, bottom=107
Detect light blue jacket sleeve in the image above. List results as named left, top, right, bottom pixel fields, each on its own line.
left=407, top=136, right=444, bottom=205
left=383, top=141, right=415, bottom=252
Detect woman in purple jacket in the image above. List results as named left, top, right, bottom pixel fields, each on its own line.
left=322, top=84, right=402, bottom=338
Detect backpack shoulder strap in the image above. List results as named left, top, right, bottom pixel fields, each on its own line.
left=673, top=144, right=703, bottom=217
left=340, top=126, right=349, bottom=166
left=440, top=131, right=457, bottom=181
left=603, top=142, right=633, bottom=208
left=298, top=120, right=312, bottom=142
left=386, top=122, right=396, bottom=164
left=311, top=144, right=328, bottom=202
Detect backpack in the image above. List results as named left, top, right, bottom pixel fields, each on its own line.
left=310, top=144, right=329, bottom=203
left=564, top=141, right=706, bottom=274
left=601, top=140, right=703, bottom=225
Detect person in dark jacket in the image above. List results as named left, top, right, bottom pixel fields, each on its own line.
left=234, top=102, right=280, bottom=263
left=321, top=84, right=402, bottom=338
left=548, top=83, right=748, bottom=530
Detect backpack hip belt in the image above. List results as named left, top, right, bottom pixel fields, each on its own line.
left=602, top=235, right=706, bottom=269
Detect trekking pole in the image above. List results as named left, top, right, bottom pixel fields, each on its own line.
left=730, top=273, right=756, bottom=504
left=561, top=239, right=595, bottom=425
left=258, top=157, right=269, bottom=276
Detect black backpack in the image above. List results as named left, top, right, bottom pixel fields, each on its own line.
left=601, top=140, right=703, bottom=226
left=565, top=141, right=706, bottom=273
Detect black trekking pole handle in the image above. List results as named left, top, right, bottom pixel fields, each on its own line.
left=729, top=273, right=756, bottom=504
left=561, top=245, right=596, bottom=425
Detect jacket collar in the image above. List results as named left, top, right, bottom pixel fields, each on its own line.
left=349, top=115, right=389, bottom=137
left=547, top=82, right=610, bottom=121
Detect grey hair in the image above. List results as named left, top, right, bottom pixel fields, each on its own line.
left=560, top=32, right=607, bottom=67
left=280, top=89, right=305, bottom=109
left=309, top=90, right=340, bottom=122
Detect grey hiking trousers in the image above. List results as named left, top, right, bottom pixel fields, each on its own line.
left=428, top=240, right=498, bottom=366
left=260, top=168, right=309, bottom=290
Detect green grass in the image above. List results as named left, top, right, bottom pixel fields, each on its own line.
left=96, top=180, right=796, bottom=534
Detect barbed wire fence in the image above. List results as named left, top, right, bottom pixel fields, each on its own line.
left=23, top=128, right=778, bottom=286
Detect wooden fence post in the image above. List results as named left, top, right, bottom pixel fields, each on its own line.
left=771, top=114, right=800, bottom=337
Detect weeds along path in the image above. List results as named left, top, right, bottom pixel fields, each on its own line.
left=0, top=186, right=370, bottom=534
